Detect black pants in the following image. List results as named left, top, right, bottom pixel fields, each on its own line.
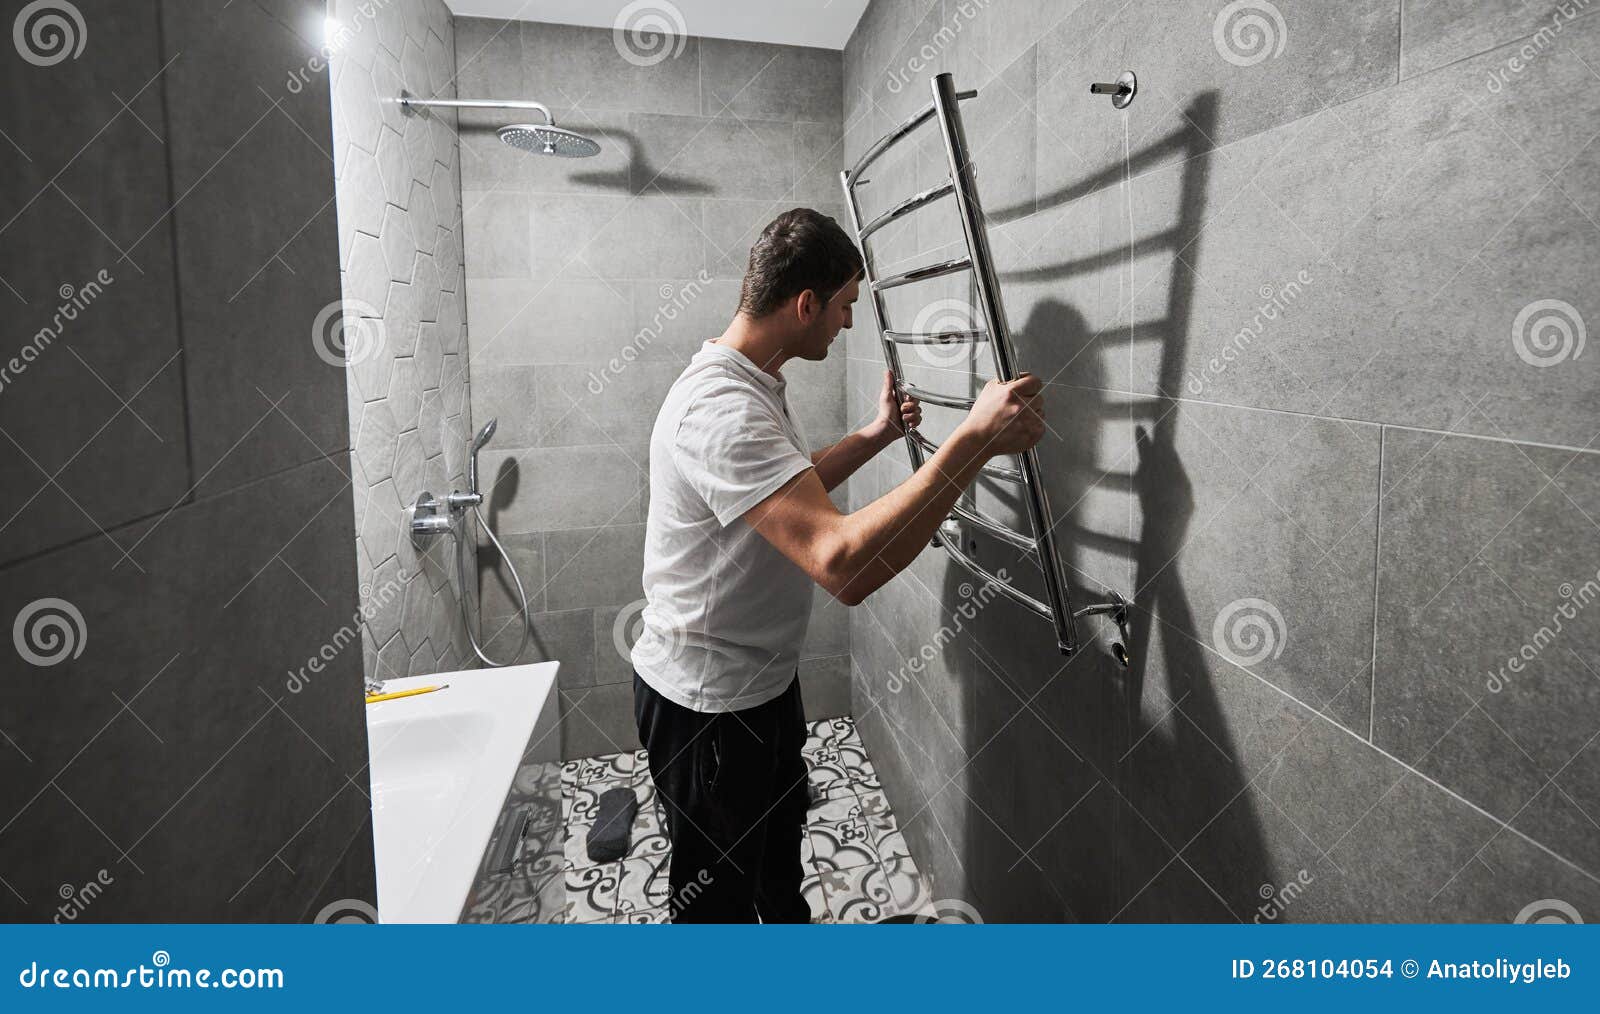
left=633, top=671, right=810, bottom=923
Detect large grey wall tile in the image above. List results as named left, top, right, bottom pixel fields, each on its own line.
left=0, top=0, right=187, bottom=565
left=0, top=455, right=368, bottom=919
left=1035, top=0, right=1399, bottom=207
left=1401, top=0, right=1598, bottom=79
left=629, top=113, right=795, bottom=199
left=562, top=682, right=642, bottom=759
left=544, top=523, right=647, bottom=610
left=700, top=38, right=841, bottom=122
left=1375, top=428, right=1600, bottom=873
left=478, top=445, right=645, bottom=532
left=162, top=0, right=350, bottom=494
left=521, top=21, right=700, bottom=116
left=1121, top=20, right=1600, bottom=447
left=467, top=275, right=633, bottom=364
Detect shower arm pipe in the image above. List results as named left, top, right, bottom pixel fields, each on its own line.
left=395, top=95, right=554, bottom=124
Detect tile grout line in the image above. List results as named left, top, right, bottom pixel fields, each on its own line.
left=1369, top=425, right=1384, bottom=743
left=154, top=3, right=198, bottom=505
left=841, top=361, right=1600, bottom=459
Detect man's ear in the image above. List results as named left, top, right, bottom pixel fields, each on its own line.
left=794, top=289, right=819, bottom=323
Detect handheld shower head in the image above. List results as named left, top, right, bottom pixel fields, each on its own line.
left=473, top=418, right=497, bottom=452
left=468, top=418, right=497, bottom=493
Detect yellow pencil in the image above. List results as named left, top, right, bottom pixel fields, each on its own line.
left=365, top=683, right=449, bottom=704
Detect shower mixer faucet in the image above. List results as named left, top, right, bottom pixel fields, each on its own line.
left=407, top=418, right=534, bottom=666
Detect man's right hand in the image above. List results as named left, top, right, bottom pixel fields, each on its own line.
left=958, top=373, right=1046, bottom=456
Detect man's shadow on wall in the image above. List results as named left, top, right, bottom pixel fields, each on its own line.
left=916, top=92, right=1272, bottom=921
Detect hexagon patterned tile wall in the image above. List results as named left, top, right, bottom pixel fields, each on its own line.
left=331, top=0, right=476, bottom=680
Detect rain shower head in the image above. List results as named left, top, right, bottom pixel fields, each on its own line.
left=395, top=92, right=601, bottom=157
left=498, top=123, right=601, bottom=158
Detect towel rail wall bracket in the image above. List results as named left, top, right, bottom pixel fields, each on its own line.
left=840, top=72, right=1134, bottom=667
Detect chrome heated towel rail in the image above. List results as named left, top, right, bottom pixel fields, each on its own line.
left=840, top=71, right=1130, bottom=661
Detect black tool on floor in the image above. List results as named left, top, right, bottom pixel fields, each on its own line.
left=587, top=787, right=640, bottom=863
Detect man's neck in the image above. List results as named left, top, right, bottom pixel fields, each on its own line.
left=715, top=313, right=792, bottom=379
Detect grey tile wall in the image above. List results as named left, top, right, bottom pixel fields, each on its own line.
left=0, top=0, right=374, bottom=920
left=454, top=19, right=853, bottom=756
left=330, top=0, right=476, bottom=680
left=842, top=0, right=1600, bottom=921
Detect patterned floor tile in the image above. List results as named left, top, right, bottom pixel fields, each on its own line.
left=805, top=755, right=854, bottom=796
left=508, top=761, right=563, bottom=812
left=808, top=818, right=879, bottom=873
left=475, top=718, right=923, bottom=925
left=808, top=791, right=862, bottom=826
left=805, top=717, right=861, bottom=754
left=563, top=864, right=620, bottom=924
left=629, top=802, right=672, bottom=861
left=801, top=873, right=831, bottom=924
left=873, top=826, right=913, bottom=864
left=615, top=856, right=671, bottom=917
left=617, top=905, right=669, bottom=925
left=820, top=858, right=933, bottom=924
left=563, top=752, right=634, bottom=787
left=463, top=869, right=564, bottom=925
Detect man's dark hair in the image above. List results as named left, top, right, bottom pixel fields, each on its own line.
left=737, top=208, right=865, bottom=318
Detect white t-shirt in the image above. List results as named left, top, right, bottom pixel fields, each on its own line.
left=632, top=341, right=816, bottom=713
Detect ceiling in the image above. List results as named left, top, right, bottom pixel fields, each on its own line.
left=443, top=0, right=870, bottom=51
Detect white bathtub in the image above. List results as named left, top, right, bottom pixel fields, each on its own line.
left=365, top=661, right=560, bottom=923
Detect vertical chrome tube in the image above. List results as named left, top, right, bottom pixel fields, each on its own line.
left=930, top=71, right=1079, bottom=655
left=838, top=169, right=937, bottom=542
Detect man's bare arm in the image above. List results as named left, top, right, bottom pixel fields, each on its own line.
left=747, top=375, right=1044, bottom=605
left=810, top=370, right=923, bottom=492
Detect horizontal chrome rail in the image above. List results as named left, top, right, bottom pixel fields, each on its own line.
left=938, top=535, right=1052, bottom=620
left=884, top=327, right=987, bottom=345
left=909, top=432, right=1024, bottom=484
left=898, top=383, right=974, bottom=410
left=871, top=256, right=971, bottom=291
left=846, top=90, right=976, bottom=186
left=858, top=180, right=956, bottom=240
left=948, top=502, right=1038, bottom=554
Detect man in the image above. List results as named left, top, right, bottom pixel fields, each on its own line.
left=632, top=208, right=1045, bottom=922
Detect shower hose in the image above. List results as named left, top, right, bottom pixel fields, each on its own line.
left=455, top=503, right=532, bottom=667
